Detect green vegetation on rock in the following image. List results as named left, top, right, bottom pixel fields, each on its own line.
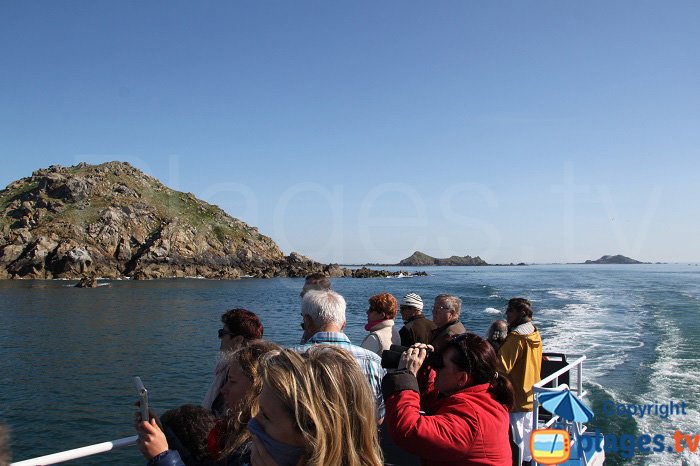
left=0, top=161, right=427, bottom=280
left=0, top=161, right=289, bottom=279
left=398, top=251, right=488, bottom=266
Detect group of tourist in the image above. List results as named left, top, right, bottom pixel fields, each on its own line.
left=134, top=273, right=543, bottom=466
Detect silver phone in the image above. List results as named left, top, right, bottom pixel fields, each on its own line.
left=133, top=376, right=149, bottom=422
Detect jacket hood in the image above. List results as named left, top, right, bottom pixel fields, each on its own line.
left=508, top=323, right=542, bottom=348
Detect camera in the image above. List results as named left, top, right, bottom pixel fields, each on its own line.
left=381, top=344, right=442, bottom=369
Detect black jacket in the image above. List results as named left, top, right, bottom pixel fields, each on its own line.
left=430, top=319, right=467, bottom=351
left=399, top=314, right=437, bottom=346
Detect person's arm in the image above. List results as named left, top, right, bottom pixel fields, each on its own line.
left=145, top=450, right=186, bottom=466
left=365, top=356, right=386, bottom=422
left=399, top=325, right=413, bottom=347
left=384, top=388, right=478, bottom=461
left=137, top=418, right=185, bottom=466
left=416, top=365, right=438, bottom=404
left=498, top=335, right=522, bottom=374
left=382, top=347, right=477, bottom=462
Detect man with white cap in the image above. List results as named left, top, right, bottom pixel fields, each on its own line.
left=398, top=292, right=437, bottom=346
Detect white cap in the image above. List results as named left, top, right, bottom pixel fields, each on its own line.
left=400, top=292, right=423, bottom=311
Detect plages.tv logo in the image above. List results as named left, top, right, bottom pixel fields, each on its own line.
left=531, top=428, right=571, bottom=465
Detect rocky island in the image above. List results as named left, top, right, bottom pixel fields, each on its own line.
left=0, top=162, right=418, bottom=280
left=584, top=255, right=645, bottom=264
left=397, top=251, right=488, bottom=266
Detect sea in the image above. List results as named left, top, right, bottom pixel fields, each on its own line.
left=1, top=264, right=699, bottom=466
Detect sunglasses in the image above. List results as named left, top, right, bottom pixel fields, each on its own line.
left=218, top=329, right=236, bottom=339
left=427, top=333, right=475, bottom=371
left=446, top=333, right=477, bottom=372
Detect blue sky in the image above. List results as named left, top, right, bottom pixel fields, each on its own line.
left=1, top=1, right=699, bottom=264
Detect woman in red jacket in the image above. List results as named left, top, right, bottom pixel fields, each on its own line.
left=382, top=333, right=514, bottom=466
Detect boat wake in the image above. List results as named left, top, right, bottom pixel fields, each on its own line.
left=539, top=289, right=645, bottom=380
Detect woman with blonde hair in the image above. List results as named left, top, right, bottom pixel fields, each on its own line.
left=137, top=340, right=281, bottom=466
left=249, top=346, right=383, bottom=466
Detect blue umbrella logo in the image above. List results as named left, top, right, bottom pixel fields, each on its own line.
left=538, top=388, right=594, bottom=422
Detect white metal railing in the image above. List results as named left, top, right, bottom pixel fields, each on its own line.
left=532, top=354, right=586, bottom=429
left=531, top=354, right=591, bottom=466
left=10, top=435, right=137, bottom=466
left=536, top=354, right=586, bottom=394
left=9, top=355, right=592, bottom=466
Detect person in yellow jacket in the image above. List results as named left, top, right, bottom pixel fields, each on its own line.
left=499, top=298, right=542, bottom=466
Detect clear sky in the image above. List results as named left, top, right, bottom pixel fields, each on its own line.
left=1, top=1, right=698, bottom=264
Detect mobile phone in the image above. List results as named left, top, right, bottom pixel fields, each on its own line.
left=133, top=376, right=149, bottom=422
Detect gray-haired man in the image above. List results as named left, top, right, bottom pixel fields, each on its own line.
left=292, top=289, right=386, bottom=421
left=430, top=294, right=467, bottom=351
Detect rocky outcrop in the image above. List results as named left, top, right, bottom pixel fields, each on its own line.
left=584, top=255, right=644, bottom=264
left=350, top=267, right=428, bottom=278
left=0, top=162, right=304, bottom=279
left=75, top=276, right=98, bottom=288
left=398, top=251, right=488, bottom=266
left=1, top=162, right=425, bottom=280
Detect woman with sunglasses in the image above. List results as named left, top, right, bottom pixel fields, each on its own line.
left=361, top=292, right=401, bottom=356
left=381, top=333, right=514, bottom=466
left=203, top=308, right=264, bottom=416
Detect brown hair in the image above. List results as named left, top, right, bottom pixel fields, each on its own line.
left=368, top=292, right=398, bottom=319
left=507, top=298, right=532, bottom=318
left=218, top=340, right=281, bottom=459
left=160, top=405, right=216, bottom=466
left=304, top=273, right=331, bottom=291
left=444, top=333, right=515, bottom=410
left=220, top=308, right=263, bottom=340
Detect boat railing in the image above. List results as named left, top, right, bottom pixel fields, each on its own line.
left=534, top=354, right=586, bottom=428
left=10, top=435, right=137, bottom=466
left=10, top=354, right=592, bottom=466
left=532, top=354, right=593, bottom=466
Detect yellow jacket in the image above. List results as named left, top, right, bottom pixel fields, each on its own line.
left=499, top=324, right=542, bottom=412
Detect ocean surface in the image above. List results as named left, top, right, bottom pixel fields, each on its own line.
left=1, top=264, right=699, bottom=466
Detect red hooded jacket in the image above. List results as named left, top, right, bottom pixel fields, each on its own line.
left=383, top=370, right=511, bottom=466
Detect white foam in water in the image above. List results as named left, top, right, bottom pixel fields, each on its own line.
left=483, top=307, right=502, bottom=314
left=547, top=289, right=603, bottom=302
left=634, top=315, right=700, bottom=466
left=538, top=289, right=700, bottom=465
left=539, top=290, right=645, bottom=380
left=489, top=294, right=500, bottom=298
left=542, top=289, right=700, bottom=466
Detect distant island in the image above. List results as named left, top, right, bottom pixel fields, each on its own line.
left=0, top=161, right=421, bottom=280
left=584, top=255, right=645, bottom=264
left=397, top=251, right=488, bottom=266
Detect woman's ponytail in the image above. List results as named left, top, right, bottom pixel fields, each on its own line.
left=490, top=371, right=515, bottom=410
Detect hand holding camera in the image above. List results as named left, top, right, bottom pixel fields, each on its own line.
left=382, top=343, right=437, bottom=376
left=400, top=343, right=434, bottom=375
